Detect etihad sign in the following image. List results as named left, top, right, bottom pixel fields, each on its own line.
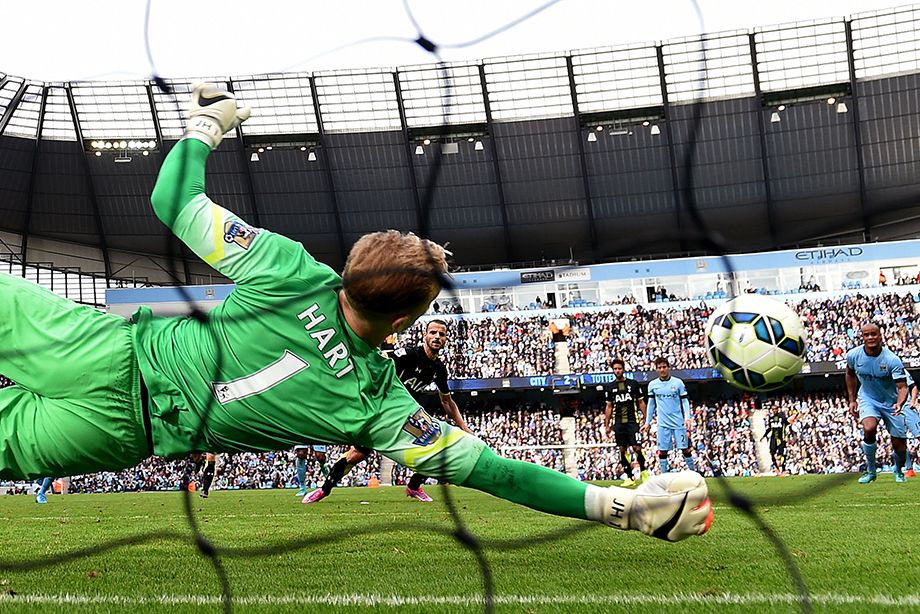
left=794, top=247, right=863, bottom=261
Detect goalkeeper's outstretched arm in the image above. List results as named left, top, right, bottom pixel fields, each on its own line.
left=149, top=84, right=309, bottom=286
left=150, top=84, right=249, bottom=231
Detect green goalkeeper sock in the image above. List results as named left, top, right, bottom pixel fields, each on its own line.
left=462, top=447, right=601, bottom=520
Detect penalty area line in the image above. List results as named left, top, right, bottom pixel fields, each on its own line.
left=2, top=592, right=920, bottom=607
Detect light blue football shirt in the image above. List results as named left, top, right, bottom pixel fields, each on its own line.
left=846, top=346, right=906, bottom=407
left=646, top=376, right=690, bottom=428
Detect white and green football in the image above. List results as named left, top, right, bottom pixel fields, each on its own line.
left=704, top=295, right=807, bottom=392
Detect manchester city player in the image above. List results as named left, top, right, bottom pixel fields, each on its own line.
left=845, top=322, right=909, bottom=483
left=0, top=85, right=711, bottom=544
left=644, top=357, right=696, bottom=474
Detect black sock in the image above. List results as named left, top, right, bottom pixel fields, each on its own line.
left=619, top=450, right=631, bottom=475
left=322, top=457, right=350, bottom=495
left=201, top=461, right=215, bottom=494
left=636, top=448, right=646, bottom=471
left=407, top=473, right=427, bottom=491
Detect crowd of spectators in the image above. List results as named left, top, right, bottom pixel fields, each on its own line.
left=68, top=446, right=379, bottom=494
left=894, top=272, right=920, bottom=286
left=797, top=293, right=920, bottom=362
left=765, top=392, right=897, bottom=475
left=603, top=295, right=639, bottom=306
left=393, top=402, right=565, bottom=484
left=566, top=305, right=711, bottom=372
left=10, top=389, right=920, bottom=494
left=65, top=404, right=562, bottom=493
left=399, top=316, right=557, bottom=379
left=404, top=291, right=920, bottom=378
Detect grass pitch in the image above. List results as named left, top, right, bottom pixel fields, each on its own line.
left=0, top=475, right=917, bottom=613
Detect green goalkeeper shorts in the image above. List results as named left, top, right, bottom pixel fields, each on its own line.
left=0, top=273, right=149, bottom=480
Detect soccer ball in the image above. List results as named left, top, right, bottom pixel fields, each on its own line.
left=704, top=295, right=807, bottom=392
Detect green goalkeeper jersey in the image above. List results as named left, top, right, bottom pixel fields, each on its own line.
left=134, top=139, right=406, bottom=458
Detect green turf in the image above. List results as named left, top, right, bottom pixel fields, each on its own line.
left=0, top=475, right=917, bottom=613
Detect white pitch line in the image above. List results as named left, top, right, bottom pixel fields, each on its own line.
left=1, top=592, right=919, bottom=608
left=4, top=500, right=919, bottom=523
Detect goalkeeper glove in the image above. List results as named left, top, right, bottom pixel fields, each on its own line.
left=183, top=83, right=251, bottom=150
left=594, top=470, right=713, bottom=542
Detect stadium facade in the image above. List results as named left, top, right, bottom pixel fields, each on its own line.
left=1, top=5, right=920, bottom=295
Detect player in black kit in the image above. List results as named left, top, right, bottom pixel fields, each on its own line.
left=303, top=320, right=472, bottom=503
left=603, top=358, right=648, bottom=486
left=762, top=409, right=789, bottom=474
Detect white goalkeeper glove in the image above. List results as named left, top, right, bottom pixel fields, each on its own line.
left=594, top=470, right=713, bottom=542
left=183, top=83, right=251, bottom=150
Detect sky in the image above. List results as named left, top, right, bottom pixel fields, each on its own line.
left=0, top=0, right=910, bottom=82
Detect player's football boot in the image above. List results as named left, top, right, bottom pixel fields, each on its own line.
left=894, top=471, right=907, bottom=483
left=638, top=470, right=651, bottom=484
left=596, top=470, right=712, bottom=542
left=295, top=487, right=308, bottom=497
left=905, top=468, right=916, bottom=478
left=406, top=487, right=434, bottom=502
left=199, top=491, right=209, bottom=499
left=857, top=472, right=877, bottom=484
left=620, top=477, right=637, bottom=488
left=302, top=489, right=328, bottom=504
left=35, top=493, right=47, bottom=505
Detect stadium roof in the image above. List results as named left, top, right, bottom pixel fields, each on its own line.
left=2, top=4, right=920, bottom=284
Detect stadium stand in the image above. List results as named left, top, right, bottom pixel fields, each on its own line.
left=32, top=388, right=909, bottom=493
left=399, top=291, right=920, bottom=378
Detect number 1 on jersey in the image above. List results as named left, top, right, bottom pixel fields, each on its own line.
left=212, top=350, right=310, bottom=404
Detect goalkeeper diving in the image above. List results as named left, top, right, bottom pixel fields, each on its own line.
left=0, top=85, right=712, bottom=543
